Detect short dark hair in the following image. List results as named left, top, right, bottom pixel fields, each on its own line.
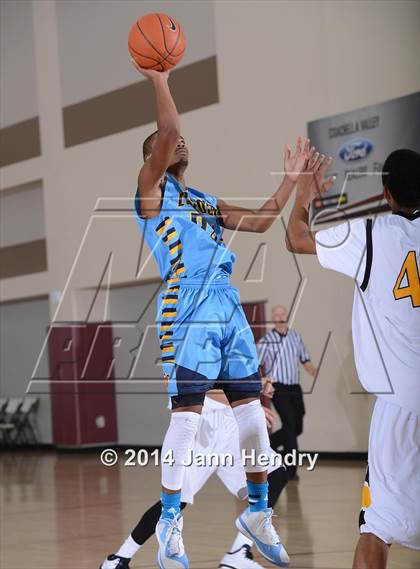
left=142, top=130, right=158, bottom=160
left=382, top=149, right=420, bottom=207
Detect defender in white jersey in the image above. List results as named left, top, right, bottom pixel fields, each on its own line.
left=286, top=148, right=420, bottom=569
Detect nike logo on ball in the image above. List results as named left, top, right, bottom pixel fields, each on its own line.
left=168, top=19, right=177, bottom=31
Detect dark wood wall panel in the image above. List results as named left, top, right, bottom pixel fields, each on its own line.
left=0, top=239, right=47, bottom=279
left=63, top=56, right=219, bottom=147
left=0, top=118, right=41, bottom=167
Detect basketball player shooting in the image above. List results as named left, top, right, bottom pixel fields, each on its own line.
left=285, top=149, right=420, bottom=569
left=132, top=60, right=311, bottom=568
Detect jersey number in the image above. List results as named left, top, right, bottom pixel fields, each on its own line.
left=393, top=251, right=420, bottom=308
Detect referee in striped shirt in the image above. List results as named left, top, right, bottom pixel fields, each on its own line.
left=257, top=305, right=317, bottom=480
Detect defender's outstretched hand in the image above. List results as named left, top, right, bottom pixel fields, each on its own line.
left=218, top=137, right=316, bottom=234
left=131, top=58, right=170, bottom=81
left=286, top=153, right=336, bottom=255
left=298, top=153, right=336, bottom=207
left=284, top=137, right=312, bottom=182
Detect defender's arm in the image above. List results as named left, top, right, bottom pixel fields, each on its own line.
left=286, top=198, right=317, bottom=254
left=218, top=176, right=296, bottom=233
left=218, top=137, right=311, bottom=233
left=286, top=154, right=335, bottom=254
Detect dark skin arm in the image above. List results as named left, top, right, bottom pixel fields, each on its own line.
left=286, top=153, right=336, bottom=254
left=218, top=137, right=312, bottom=233
left=133, top=60, right=180, bottom=219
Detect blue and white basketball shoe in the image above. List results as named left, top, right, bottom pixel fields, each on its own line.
left=156, top=510, right=189, bottom=569
left=236, top=508, right=290, bottom=567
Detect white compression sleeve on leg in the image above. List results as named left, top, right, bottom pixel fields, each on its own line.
left=233, top=399, right=271, bottom=473
left=161, top=411, right=201, bottom=490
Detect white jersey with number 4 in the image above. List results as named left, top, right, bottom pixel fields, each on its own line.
left=316, top=211, right=420, bottom=549
left=316, top=211, right=420, bottom=415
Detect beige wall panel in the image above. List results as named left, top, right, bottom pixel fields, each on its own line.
left=0, top=296, right=52, bottom=443
left=56, top=0, right=216, bottom=106
left=0, top=272, right=51, bottom=304
left=0, top=180, right=45, bottom=247
left=0, top=0, right=38, bottom=128
left=0, top=239, right=47, bottom=279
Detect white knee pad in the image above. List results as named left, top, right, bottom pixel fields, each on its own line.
left=233, top=399, right=271, bottom=473
left=161, top=411, right=200, bottom=490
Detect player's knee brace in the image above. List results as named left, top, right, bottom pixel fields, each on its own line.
left=161, top=411, right=200, bottom=490
left=233, top=399, right=271, bottom=473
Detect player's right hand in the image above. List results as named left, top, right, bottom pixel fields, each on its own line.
left=131, top=58, right=170, bottom=81
left=310, top=154, right=335, bottom=200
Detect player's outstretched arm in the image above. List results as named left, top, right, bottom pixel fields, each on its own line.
left=218, top=137, right=311, bottom=233
left=286, top=154, right=335, bottom=254
left=134, top=61, right=180, bottom=218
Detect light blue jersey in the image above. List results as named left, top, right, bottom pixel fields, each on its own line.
left=134, top=173, right=260, bottom=399
left=134, top=174, right=236, bottom=284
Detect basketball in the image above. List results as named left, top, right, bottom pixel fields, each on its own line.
left=128, top=13, right=186, bottom=72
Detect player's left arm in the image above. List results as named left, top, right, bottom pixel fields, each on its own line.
left=218, top=137, right=312, bottom=233
left=286, top=153, right=336, bottom=254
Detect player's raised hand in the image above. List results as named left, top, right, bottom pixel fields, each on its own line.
left=284, top=137, right=312, bottom=182
left=298, top=153, right=336, bottom=205
left=131, top=58, right=170, bottom=81
left=312, top=154, right=336, bottom=199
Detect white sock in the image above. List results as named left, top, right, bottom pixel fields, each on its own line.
left=161, top=411, right=201, bottom=490
left=230, top=532, right=253, bottom=552
left=116, top=535, right=141, bottom=559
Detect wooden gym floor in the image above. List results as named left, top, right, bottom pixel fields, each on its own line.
left=1, top=452, right=419, bottom=569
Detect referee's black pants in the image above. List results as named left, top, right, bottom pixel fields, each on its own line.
left=269, top=383, right=305, bottom=478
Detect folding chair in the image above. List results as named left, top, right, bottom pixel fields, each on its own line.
left=14, top=397, right=40, bottom=444
left=0, top=398, right=23, bottom=447
left=0, top=398, right=8, bottom=420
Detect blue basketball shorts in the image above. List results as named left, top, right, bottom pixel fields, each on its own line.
left=156, top=277, right=261, bottom=398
